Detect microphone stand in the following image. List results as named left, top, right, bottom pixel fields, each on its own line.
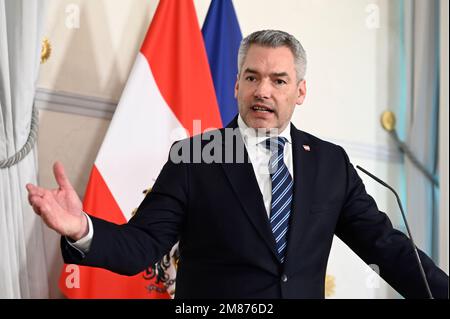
left=356, top=165, right=434, bottom=299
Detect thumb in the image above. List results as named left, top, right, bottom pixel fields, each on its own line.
left=53, top=161, right=74, bottom=190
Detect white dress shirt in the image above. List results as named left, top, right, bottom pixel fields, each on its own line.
left=70, top=115, right=294, bottom=253
left=237, top=115, right=293, bottom=217
left=66, top=211, right=93, bottom=255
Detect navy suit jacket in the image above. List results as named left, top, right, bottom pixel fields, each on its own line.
left=62, top=118, right=448, bottom=298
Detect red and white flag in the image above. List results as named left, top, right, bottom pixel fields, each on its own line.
left=59, top=0, right=222, bottom=298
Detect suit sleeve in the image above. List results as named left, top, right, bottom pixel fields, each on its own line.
left=335, top=147, right=448, bottom=299
left=61, top=148, right=189, bottom=276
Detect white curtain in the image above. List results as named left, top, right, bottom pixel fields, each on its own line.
left=403, top=0, right=440, bottom=260
left=0, top=0, right=48, bottom=298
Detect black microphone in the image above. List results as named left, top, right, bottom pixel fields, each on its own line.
left=356, top=165, right=434, bottom=299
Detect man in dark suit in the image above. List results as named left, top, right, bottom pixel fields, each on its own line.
left=27, top=30, right=448, bottom=298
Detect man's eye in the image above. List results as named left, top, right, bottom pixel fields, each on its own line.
left=245, top=76, right=256, bottom=82
left=275, top=79, right=287, bottom=85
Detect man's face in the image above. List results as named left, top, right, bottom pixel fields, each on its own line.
left=235, top=45, right=306, bottom=132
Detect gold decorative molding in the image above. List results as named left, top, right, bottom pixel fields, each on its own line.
left=41, top=37, right=52, bottom=64
left=380, top=111, right=396, bottom=132
left=325, top=274, right=336, bottom=297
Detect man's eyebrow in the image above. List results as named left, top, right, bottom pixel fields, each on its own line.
left=243, top=68, right=258, bottom=74
left=243, top=68, right=290, bottom=78
left=271, top=72, right=289, bottom=77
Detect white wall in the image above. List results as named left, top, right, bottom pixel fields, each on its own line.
left=35, top=0, right=445, bottom=298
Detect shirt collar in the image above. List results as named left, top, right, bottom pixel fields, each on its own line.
left=237, top=114, right=292, bottom=147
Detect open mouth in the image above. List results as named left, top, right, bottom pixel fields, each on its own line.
left=251, top=104, right=274, bottom=113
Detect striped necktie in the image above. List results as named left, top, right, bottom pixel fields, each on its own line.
left=264, top=137, right=293, bottom=263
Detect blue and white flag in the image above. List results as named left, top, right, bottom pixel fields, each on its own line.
left=202, top=0, right=242, bottom=126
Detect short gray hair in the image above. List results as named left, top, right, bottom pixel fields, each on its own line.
left=237, top=30, right=307, bottom=82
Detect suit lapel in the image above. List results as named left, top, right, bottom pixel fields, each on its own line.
left=219, top=119, right=279, bottom=261
left=284, top=125, right=318, bottom=271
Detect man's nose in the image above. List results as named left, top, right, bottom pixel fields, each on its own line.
left=254, top=79, right=271, bottom=99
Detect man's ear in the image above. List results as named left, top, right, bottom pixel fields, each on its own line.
left=296, top=80, right=307, bottom=105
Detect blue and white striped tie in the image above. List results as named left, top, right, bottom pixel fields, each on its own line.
left=264, top=137, right=293, bottom=263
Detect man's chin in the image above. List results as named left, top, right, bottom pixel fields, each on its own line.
left=245, top=120, right=282, bottom=135
left=246, top=118, right=276, bottom=130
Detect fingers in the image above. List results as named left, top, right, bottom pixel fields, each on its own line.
left=26, top=183, right=45, bottom=195
left=29, top=195, right=49, bottom=216
left=26, top=183, right=46, bottom=205
left=26, top=183, right=56, bottom=209
left=53, top=161, right=73, bottom=191
left=29, top=195, right=60, bottom=233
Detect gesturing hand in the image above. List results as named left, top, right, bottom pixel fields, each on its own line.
left=26, top=161, right=88, bottom=241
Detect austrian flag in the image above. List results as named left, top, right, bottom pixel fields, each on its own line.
left=59, top=0, right=224, bottom=298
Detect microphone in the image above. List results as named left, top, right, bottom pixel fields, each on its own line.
left=356, top=165, right=434, bottom=299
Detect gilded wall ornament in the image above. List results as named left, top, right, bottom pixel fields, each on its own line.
left=325, top=274, right=336, bottom=297
left=41, top=37, right=51, bottom=64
